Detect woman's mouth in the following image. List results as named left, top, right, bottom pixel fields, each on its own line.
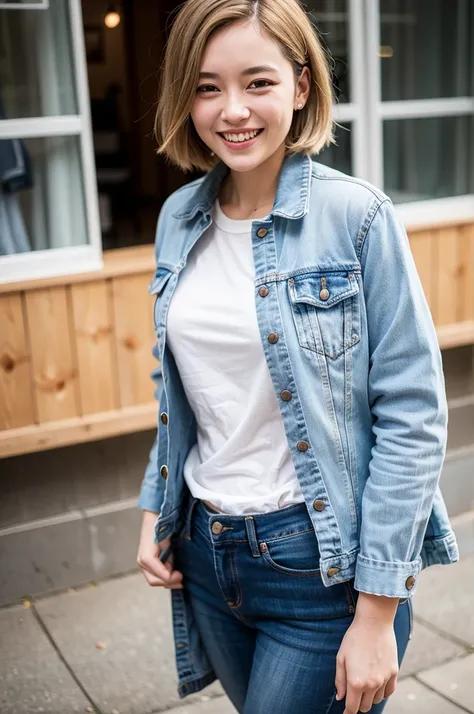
left=218, top=128, right=264, bottom=150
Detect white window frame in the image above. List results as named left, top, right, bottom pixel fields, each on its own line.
left=326, top=0, right=474, bottom=227
left=0, top=0, right=101, bottom=285
left=361, top=0, right=474, bottom=226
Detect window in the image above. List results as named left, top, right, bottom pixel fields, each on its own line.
left=314, top=0, right=474, bottom=225
left=0, top=0, right=100, bottom=283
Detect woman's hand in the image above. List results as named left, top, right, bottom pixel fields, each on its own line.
left=137, top=510, right=183, bottom=589
left=335, top=594, right=399, bottom=713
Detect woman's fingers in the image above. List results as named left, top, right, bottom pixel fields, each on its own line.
left=142, top=568, right=184, bottom=589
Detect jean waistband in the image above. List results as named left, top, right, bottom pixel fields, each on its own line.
left=183, top=496, right=314, bottom=556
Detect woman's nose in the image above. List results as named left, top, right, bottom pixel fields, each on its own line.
left=221, top=96, right=250, bottom=123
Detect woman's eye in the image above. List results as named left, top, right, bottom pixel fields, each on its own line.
left=249, top=79, right=273, bottom=89
left=197, top=85, right=219, bottom=93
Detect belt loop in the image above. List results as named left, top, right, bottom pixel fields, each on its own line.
left=244, top=516, right=261, bottom=558
left=184, top=496, right=199, bottom=540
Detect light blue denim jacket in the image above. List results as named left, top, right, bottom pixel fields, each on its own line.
left=138, top=151, right=459, bottom=697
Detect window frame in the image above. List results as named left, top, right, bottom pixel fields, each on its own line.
left=0, top=0, right=101, bottom=285
left=360, top=0, right=474, bottom=224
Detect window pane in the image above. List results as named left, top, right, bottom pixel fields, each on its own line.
left=307, top=0, right=350, bottom=103
left=0, top=0, right=77, bottom=118
left=384, top=116, right=474, bottom=202
left=380, top=0, right=473, bottom=101
left=316, top=122, right=352, bottom=174
left=0, top=135, right=87, bottom=254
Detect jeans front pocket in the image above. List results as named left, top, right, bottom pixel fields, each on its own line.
left=288, top=270, right=360, bottom=360
left=259, top=527, right=322, bottom=577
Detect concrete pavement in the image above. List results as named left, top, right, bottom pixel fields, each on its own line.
left=1, top=511, right=473, bottom=714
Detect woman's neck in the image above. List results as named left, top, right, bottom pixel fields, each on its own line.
left=218, top=146, right=285, bottom=220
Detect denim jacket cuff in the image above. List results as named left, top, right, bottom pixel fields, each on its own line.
left=354, top=553, right=423, bottom=599
left=137, top=483, right=163, bottom=515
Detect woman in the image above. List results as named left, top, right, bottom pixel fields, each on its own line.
left=136, top=1, right=459, bottom=712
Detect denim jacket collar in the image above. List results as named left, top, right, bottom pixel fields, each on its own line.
left=172, top=151, right=313, bottom=221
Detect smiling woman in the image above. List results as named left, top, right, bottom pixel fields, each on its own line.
left=154, top=0, right=333, bottom=174
left=137, top=2, right=459, bottom=713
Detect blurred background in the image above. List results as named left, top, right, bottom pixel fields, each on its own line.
left=0, top=0, right=473, bottom=605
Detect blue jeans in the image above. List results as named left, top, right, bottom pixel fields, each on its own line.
left=174, top=498, right=413, bottom=714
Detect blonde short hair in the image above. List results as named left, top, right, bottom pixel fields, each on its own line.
left=155, top=0, right=335, bottom=172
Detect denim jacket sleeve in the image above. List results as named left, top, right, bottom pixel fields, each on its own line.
left=137, top=340, right=165, bottom=514
left=355, top=198, right=448, bottom=598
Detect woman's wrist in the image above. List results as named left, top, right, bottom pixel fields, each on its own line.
left=354, top=592, right=400, bottom=625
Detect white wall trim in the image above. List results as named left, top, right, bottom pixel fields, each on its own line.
left=395, top=195, right=474, bottom=230
left=0, top=116, right=82, bottom=139
left=332, top=102, right=357, bottom=123
left=69, top=0, right=102, bottom=256
left=364, top=0, right=384, bottom=188
left=0, top=1, right=49, bottom=8
left=1, top=246, right=103, bottom=284
left=380, top=97, right=474, bottom=120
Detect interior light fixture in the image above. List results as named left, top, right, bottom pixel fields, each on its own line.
left=105, top=5, right=121, bottom=29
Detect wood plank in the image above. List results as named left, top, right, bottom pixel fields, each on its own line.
left=0, top=294, right=35, bottom=430
left=458, top=223, right=474, bottom=322
left=0, top=402, right=158, bottom=458
left=0, top=245, right=156, bottom=294
left=437, top=321, right=474, bottom=350
left=409, top=231, right=436, bottom=317
left=70, top=281, right=118, bottom=414
left=25, top=287, right=79, bottom=422
left=111, top=274, right=156, bottom=408
left=434, top=227, right=462, bottom=326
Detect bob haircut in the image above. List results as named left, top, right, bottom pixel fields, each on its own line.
left=155, top=0, right=335, bottom=172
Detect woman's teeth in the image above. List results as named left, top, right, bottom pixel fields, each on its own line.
left=222, top=129, right=261, bottom=143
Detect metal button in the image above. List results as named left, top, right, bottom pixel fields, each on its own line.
left=297, top=440, right=309, bottom=452
left=405, top=575, right=416, bottom=590
left=280, top=390, right=292, bottom=401
left=160, top=412, right=168, bottom=425
left=160, top=465, right=168, bottom=479
left=257, top=228, right=268, bottom=238
left=259, top=542, right=268, bottom=553
left=268, top=332, right=279, bottom=344
left=327, top=567, right=341, bottom=578
left=319, top=288, right=330, bottom=301
left=211, top=521, right=224, bottom=535
left=313, top=499, right=325, bottom=511
left=258, top=286, right=269, bottom=297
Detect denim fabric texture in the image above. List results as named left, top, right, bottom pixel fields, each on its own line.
left=138, top=151, right=459, bottom=698
left=173, top=496, right=412, bottom=713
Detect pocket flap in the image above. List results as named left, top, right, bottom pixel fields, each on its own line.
left=148, top=267, right=173, bottom=296
left=289, top=271, right=359, bottom=308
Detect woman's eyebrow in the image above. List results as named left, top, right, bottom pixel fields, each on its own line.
left=198, top=65, right=279, bottom=79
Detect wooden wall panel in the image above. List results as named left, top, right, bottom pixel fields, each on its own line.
left=409, top=231, right=436, bottom=318
left=25, top=287, right=79, bottom=423
left=458, top=223, right=474, bottom=323
left=434, top=227, right=463, bottom=326
left=111, top=275, right=156, bottom=408
left=0, top=294, right=35, bottom=429
left=70, top=281, right=118, bottom=414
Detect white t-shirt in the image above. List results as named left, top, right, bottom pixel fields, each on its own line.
left=166, top=199, right=304, bottom=515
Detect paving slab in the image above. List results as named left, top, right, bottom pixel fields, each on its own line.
left=384, top=676, right=465, bottom=714
left=167, top=694, right=237, bottom=714
left=35, top=572, right=223, bottom=714
left=412, top=555, right=474, bottom=647
left=400, top=619, right=465, bottom=678
left=0, top=604, right=90, bottom=714
left=418, top=652, right=474, bottom=712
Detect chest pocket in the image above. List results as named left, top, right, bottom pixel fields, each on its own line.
left=288, top=271, right=360, bottom=360
left=149, top=266, right=173, bottom=333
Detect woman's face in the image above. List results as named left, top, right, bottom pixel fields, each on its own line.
left=190, top=20, right=309, bottom=173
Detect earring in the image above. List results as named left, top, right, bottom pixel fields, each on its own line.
left=297, top=103, right=303, bottom=109
left=210, top=151, right=215, bottom=156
